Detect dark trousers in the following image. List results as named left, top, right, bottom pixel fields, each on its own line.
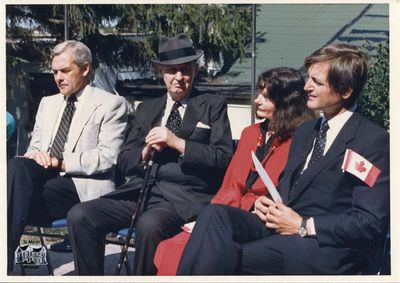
left=177, top=204, right=328, bottom=275
left=67, top=192, right=185, bottom=275
left=7, top=157, right=80, bottom=272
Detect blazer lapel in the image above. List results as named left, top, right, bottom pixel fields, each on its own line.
left=149, top=95, right=167, bottom=128
left=42, top=95, right=64, bottom=151
left=287, top=114, right=361, bottom=205
left=179, top=94, right=203, bottom=139
left=67, top=86, right=99, bottom=151
left=280, top=121, right=319, bottom=203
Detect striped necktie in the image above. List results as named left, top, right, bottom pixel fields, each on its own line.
left=49, top=96, right=77, bottom=158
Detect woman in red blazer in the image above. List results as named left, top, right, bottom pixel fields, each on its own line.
left=154, top=67, right=315, bottom=275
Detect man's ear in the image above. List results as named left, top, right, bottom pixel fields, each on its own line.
left=82, top=62, right=90, bottom=77
left=341, top=88, right=353, bottom=100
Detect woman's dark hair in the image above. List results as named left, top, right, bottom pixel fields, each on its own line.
left=257, top=67, right=316, bottom=141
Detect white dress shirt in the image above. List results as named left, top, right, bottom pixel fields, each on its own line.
left=302, top=105, right=356, bottom=172
left=160, top=92, right=188, bottom=127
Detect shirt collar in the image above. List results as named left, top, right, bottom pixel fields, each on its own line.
left=63, top=86, right=85, bottom=102
left=166, top=91, right=191, bottom=106
left=322, top=104, right=357, bottom=130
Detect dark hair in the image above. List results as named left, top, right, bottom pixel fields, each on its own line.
left=257, top=67, right=316, bottom=141
left=304, top=43, right=369, bottom=108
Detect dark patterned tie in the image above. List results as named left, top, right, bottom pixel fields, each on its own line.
left=289, top=121, right=329, bottom=196
left=308, top=121, right=329, bottom=166
left=49, top=96, right=77, bottom=158
left=165, top=101, right=182, bottom=135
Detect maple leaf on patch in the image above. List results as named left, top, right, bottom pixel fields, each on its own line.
left=355, top=161, right=367, bottom=173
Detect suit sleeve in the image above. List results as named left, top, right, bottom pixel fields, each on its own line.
left=313, top=131, right=389, bottom=248
left=182, top=97, right=233, bottom=171
left=26, top=97, right=46, bottom=154
left=116, top=102, right=148, bottom=176
left=64, top=96, right=128, bottom=175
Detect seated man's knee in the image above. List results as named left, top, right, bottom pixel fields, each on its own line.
left=67, top=203, right=90, bottom=227
left=136, top=212, right=161, bottom=233
left=135, top=210, right=171, bottom=239
left=8, top=157, right=30, bottom=170
left=199, top=204, right=228, bottom=219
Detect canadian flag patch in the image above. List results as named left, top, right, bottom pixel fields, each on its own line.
left=341, top=149, right=381, bottom=187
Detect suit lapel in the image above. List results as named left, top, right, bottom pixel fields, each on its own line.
left=42, top=95, right=64, bottom=150
left=280, top=121, right=319, bottom=203
left=179, top=93, right=203, bottom=139
left=287, top=113, right=362, bottom=205
left=149, top=95, right=167, bottom=128
left=67, top=86, right=99, bottom=151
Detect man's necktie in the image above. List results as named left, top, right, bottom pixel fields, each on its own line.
left=308, top=121, right=329, bottom=166
left=289, top=121, right=329, bottom=195
left=165, top=101, right=182, bottom=135
left=49, top=96, right=77, bottom=158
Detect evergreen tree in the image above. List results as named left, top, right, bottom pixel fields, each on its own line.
left=6, top=4, right=253, bottom=75
left=359, top=41, right=389, bottom=130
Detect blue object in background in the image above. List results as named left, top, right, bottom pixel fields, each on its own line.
left=7, top=111, right=16, bottom=140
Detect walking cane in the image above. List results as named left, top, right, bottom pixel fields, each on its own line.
left=114, top=150, right=156, bottom=275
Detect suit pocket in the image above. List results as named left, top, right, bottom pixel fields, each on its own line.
left=188, top=127, right=211, bottom=144
left=80, top=122, right=101, bottom=148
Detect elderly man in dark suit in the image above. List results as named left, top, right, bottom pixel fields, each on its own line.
left=67, top=33, right=233, bottom=275
left=177, top=43, right=389, bottom=275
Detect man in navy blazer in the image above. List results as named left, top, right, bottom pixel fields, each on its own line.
left=177, top=43, right=389, bottom=275
left=67, top=33, right=233, bottom=275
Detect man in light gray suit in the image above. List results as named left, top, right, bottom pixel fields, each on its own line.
left=7, top=40, right=127, bottom=273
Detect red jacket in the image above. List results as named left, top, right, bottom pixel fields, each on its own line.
left=154, top=123, right=292, bottom=275
left=211, top=123, right=291, bottom=210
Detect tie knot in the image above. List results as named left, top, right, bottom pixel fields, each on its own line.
left=172, top=101, right=181, bottom=110
left=320, top=121, right=329, bottom=133
left=67, top=95, right=77, bottom=104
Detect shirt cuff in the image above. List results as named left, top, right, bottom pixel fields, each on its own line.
left=307, top=217, right=316, bottom=236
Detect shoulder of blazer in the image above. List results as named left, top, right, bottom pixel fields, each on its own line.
left=189, top=90, right=227, bottom=106
left=42, top=93, right=63, bottom=103
left=352, top=111, right=388, bottom=137
left=292, top=118, right=320, bottom=140
left=87, top=86, right=126, bottom=104
left=133, top=95, right=167, bottom=126
left=37, top=94, right=63, bottom=111
left=137, top=95, right=167, bottom=112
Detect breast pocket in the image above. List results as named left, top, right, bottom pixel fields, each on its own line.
left=80, top=122, right=100, bottom=148
left=189, top=127, right=211, bottom=144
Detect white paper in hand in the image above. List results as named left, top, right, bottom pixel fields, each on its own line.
left=251, top=151, right=282, bottom=203
left=181, top=221, right=196, bottom=233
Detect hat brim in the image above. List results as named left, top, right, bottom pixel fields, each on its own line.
left=152, top=50, right=204, bottom=65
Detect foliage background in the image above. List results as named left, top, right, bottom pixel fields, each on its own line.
left=359, top=41, right=389, bottom=130
left=6, top=4, right=389, bottom=153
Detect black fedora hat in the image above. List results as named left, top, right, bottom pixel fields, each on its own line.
left=152, top=33, right=204, bottom=65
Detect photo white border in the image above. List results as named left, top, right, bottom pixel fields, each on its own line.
left=1, top=0, right=398, bottom=282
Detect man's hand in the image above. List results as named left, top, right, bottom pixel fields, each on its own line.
left=254, top=196, right=302, bottom=235
left=254, top=196, right=271, bottom=223
left=24, top=150, right=63, bottom=170
left=141, top=143, right=155, bottom=162
left=24, top=150, right=52, bottom=168
left=144, top=126, right=185, bottom=155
